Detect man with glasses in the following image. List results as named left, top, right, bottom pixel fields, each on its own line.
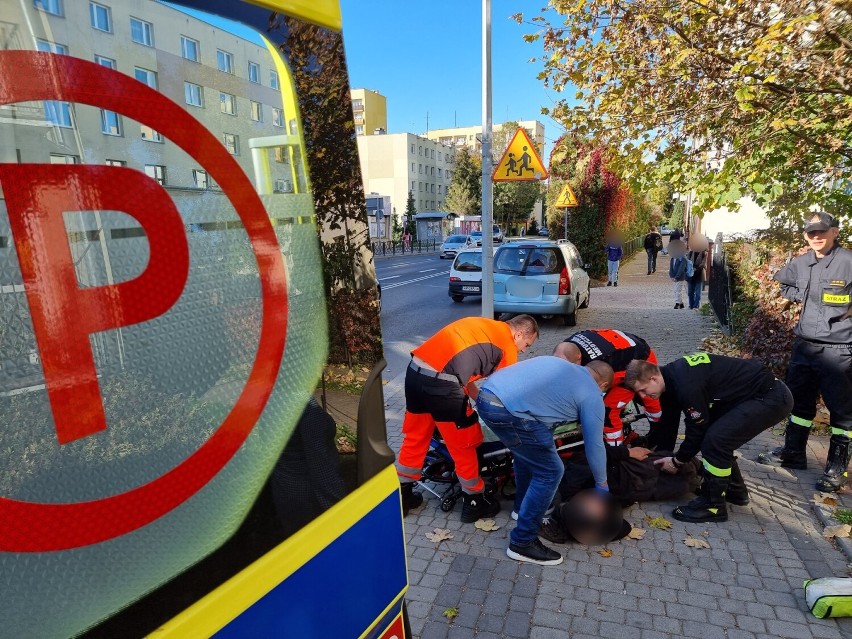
left=758, top=212, right=852, bottom=492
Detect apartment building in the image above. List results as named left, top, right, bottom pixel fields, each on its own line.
left=356, top=132, right=456, bottom=236
left=350, top=88, right=387, bottom=136
left=426, top=120, right=546, bottom=158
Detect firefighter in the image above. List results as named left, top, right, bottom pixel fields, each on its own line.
left=625, top=354, right=792, bottom=523
left=758, top=212, right=852, bottom=492
left=553, top=329, right=667, bottom=450
left=395, top=315, right=539, bottom=522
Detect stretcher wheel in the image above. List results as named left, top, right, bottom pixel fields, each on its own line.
left=441, top=496, right=457, bottom=512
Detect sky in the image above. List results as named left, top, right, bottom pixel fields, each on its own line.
left=338, top=1, right=566, bottom=161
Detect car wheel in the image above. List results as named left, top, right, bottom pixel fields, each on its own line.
left=579, top=284, right=590, bottom=309
left=439, top=255, right=444, bottom=259
left=451, top=294, right=464, bottom=303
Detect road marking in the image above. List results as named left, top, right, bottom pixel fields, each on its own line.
left=379, top=275, right=400, bottom=281
left=382, top=271, right=446, bottom=290
left=419, top=268, right=436, bottom=273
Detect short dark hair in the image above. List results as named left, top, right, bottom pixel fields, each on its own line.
left=624, top=359, right=660, bottom=389
left=506, top=314, right=539, bottom=338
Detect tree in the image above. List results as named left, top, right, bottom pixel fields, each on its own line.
left=515, top=1, right=852, bottom=222
left=405, top=190, right=417, bottom=237
left=443, top=147, right=482, bottom=215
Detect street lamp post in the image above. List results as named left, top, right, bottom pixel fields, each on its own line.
left=481, top=0, right=494, bottom=319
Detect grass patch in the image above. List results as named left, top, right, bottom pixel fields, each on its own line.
left=336, top=422, right=357, bottom=454
left=834, top=508, right=852, bottom=526
left=322, top=364, right=368, bottom=395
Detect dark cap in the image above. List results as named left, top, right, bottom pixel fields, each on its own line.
left=804, top=212, right=839, bottom=233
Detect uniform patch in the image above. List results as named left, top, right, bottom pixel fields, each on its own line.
left=683, top=352, right=710, bottom=366
left=823, top=292, right=850, bottom=304
left=831, top=280, right=847, bottom=287
left=687, top=407, right=705, bottom=423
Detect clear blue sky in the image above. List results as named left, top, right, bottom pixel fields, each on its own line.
left=339, top=1, right=565, bottom=160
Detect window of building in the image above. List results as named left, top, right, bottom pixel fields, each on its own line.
left=274, top=179, right=293, bottom=193
left=223, top=133, right=239, bottom=155
left=411, top=162, right=415, bottom=172
left=140, top=126, right=163, bottom=142
left=418, top=146, right=422, bottom=156
left=431, top=184, right=435, bottom=193
left=438, top=152, right=442, bottom=161
left=355, top=125, right=363, bottom=135
left=217, top=50, right=234, bottom=74
left=134, top=67, right=157, bottom=89
left=248, top=61, right=260, bottom=83
left=272, top=108, right=284, bottom=128
left=352, top=99, right=363, bottom=109
left=274, top=148, right=290, bottom=164
left=270, top=70, right=280, bottom=90
left=192, top=169, right=208, bottom=189
left=438, top=168, right=442, bottom=178
left=94, top=54, right=115, bottom=68
left=44, top=101, right=72, bottom=127
left=100, top=110, right=121, bottom=135
left=219, top=92, right=236, bottom=115
left=411, top=181, right=415, bottom=190
left=130, top=17, right=153, bottom=46
left=250, top=101, right=262, bottom=122
left=418, top=164, right=422, bottom=174
left=37, top=40, right=68, bottom=54
left=89, top=2, right=111, bottom=32
left=437, top=185, right=441, bottom=194
left=181, top=36, right=199, bottom=62
left=185, top=82, right=203, bottom=107
left=432, top=149, right=435, bottom=159
left=105, top=159, right=126, bottom=167
left=144, top=164, right=166, bottom=185
left=34, top=0, right=63, bottom=16
left=50, top=153, right=78, bottom=164
left=418, top=183, right=422, bottom=192
left=410, top=143, right=415, bottom=154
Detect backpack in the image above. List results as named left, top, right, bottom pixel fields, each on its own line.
left=654, top=234, right=663, bottom=251
left=685, top=257, right=695, bottom=278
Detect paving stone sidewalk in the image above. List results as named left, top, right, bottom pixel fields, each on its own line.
left=382, top=248, right=852, bottom=639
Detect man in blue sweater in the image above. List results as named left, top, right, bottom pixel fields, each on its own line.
left=476, top=357, right=613, bottom=565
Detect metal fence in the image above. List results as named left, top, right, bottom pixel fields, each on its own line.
left=371, top=239, right=438, bottom=257
left=622, top=235, right=643, bottom=260
left=707, top=238, right=733, bottom=333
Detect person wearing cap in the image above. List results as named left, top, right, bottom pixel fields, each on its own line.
left=758, top=212, right=852, bottom=492
left=476, top=356, right=614, bottom=565
left=553, top=329, right=667, bottom=450
left=395, top=315, right=539, bottom=522
left=625, top=353, right=793, bottom=523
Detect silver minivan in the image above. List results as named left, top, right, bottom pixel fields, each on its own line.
left=492, top=240, right=591, bottom=326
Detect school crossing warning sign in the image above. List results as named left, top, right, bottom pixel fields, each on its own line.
left=554, top=184, right=579, bottom=208
left=492, top=128, right=548, bottom=182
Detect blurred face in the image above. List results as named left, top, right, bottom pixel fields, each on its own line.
left=631, top=374, right=665, bottom=400
left=513, top=331, right=536, bottom=353
left=805, top=227, right=839, bottom=257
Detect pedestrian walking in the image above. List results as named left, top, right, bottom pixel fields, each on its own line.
left=625, top=354, right=793, bottom=523
left=686, top=236, right=708, bottom=310
left=758, top=212, right=852, bottom=492
left=477, top=357, right=613, bottom=565
left=395, top=315, right=539, bottom=522
left=643, top=226, right=663, bottom=275
left=605, top=233, right=623, bottom=286
left=669, top=249, right=690, bottom=309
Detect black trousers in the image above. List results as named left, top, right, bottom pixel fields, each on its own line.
left=786, top=338, right=852, bottom=432
left=700, top=381, right=793, bottom=472
left=646, top=249, right=658, bottom=272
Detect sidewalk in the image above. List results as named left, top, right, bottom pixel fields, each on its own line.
left=383, top=249, right=852, bottom=639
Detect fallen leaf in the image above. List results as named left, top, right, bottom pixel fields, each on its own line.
left=598, top=548, right=614, bottom=557
left=684, top=536, right=711, bottom=549
left=627, top=527, right=646, bottom=540
left=442, top=607, right=458, bottom=620
left=823, top=524, right=852, bottom=540
left=814, top=493, right=840, bottom=507
left=701, top=529, right=710, bottom=537
left=425, top=528, right=454, bottom=543
left=474, top=519, right=501, bottom=531
left=645, top=516, right=673, bottom=530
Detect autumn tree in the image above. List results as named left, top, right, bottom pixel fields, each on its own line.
left=516, top=1, right=852, bottom=223
left=444, top=147, right=482, bottom=215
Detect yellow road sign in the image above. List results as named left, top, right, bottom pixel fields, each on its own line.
left=554, top=184, right=579, bottom=208
left=492, top=128, right=548, bottom=182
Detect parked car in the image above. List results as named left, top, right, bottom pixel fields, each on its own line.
left=470, top=230, right=483, bottom=247
left=448, top=248, right=483, bottom=302
left=439, top=234, right=473, bottom=259
left=492, top=224, right=504, bottom=244
left=660, top=224, right=673, bottom=236
left=538, top=228, right=549, bottom=237
left=492, top=239, right=590, bottom=326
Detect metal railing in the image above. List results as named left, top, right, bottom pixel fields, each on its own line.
left=622, top=235, right=643, bottom=259
left=371, top=239, right=438, bottom=257
left=707, top=238, right=733, bottom=333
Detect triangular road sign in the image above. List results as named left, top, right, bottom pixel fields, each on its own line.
left=554, top=184, right=579, bottom=208
left=492, top=128, right=548, bottom=182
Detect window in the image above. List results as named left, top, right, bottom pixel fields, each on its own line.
left=248, top=61, right=260, bottom=83
left=418, top=146, right=422, bottom=156
left=105, top=159, right=126, bottom=167
left=89, top=2, right=111, bottom=32
left=431, top=149, right=435, bottom=159
left=418, top=183, right=422, bottom=192
left=130, top=17, right=152, bottom=46
left=274, top=179, right=293, bottom=193
left=44, top=101, right=72, bottom=127
left=272, top=108, right=284, bottom=128
left=223, top=133, right=239, bottom=155
left=94, top=54, right=115, bottom=69
left=352, top=99, right=363, bottom=109
left=37, top=40, right=67, bottom=54
left=50, top=153, right=78, bottom=164
left=270, top=70, right=279, bottom=90
left=411, top=181, right=415, bottom=190
left=410, top=143, right=415, bottom=154
left=219, top=92, right=236, bottom=115
left=100, top=110, right=121, bottom=135
left=140, top=126, right=162, bottom=142
left=192, top=169, right=208, bottom=189
left=438, top=152, right=442, bottom=161
left=217, top=50, right=234, bottom=74
left=250, top=101, right=262, bottom=122
left=418, top=164, right=422, bottom=174
left=34, top=0, right=63, bottom=16
left=181, top=36, right=199, bottom=62
left=144, top=164, right=166, bottom=185
left=411, top=163, right=415, bottom=172
left=185, top=82, right=203, bottom=107
left=274, top=148, right=289, bottom=164
left=355, top=125, right=363, bottom=135
left=438, top=168, right=442, bottom=178
left=134, top=67, right=157, bottom=89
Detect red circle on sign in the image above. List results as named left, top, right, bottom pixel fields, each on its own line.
left=0, top=51, right=289, bottom=551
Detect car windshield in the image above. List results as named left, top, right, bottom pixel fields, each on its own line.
left=471, top=231, right=482, bottom=237
left=495, top=246, right=561, bottom=275
left=453, top=252, right=482, bottom=271
left=493, top=225, right=500, bottom=233
left=445, top=235, right=467, bottom=243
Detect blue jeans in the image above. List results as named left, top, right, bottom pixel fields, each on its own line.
left=645, top=249, right=658, bottom=273
left=607, top=259, right=619, bottom=283
left=687, top=276, right=702, bottom=309
left=477, top=391, right=564, bottom=547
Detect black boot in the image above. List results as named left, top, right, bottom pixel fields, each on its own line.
left=757, top=421, right=809, bottom=469
left=400, top=482, right=423, bottom=516
left=673, top=472, right=729, bottom=523
left=726, top=458, right=750, bottom=506
left=816, top=434, right=851, bottom=493
left=460, top=491, right=501, bottom=523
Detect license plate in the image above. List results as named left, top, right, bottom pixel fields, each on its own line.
left=462, top=286, right=480, bottom=292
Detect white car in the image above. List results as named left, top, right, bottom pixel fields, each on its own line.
left=448, top=248, right=483, bottom=302
left=439, top=234, right=474, bottom=259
